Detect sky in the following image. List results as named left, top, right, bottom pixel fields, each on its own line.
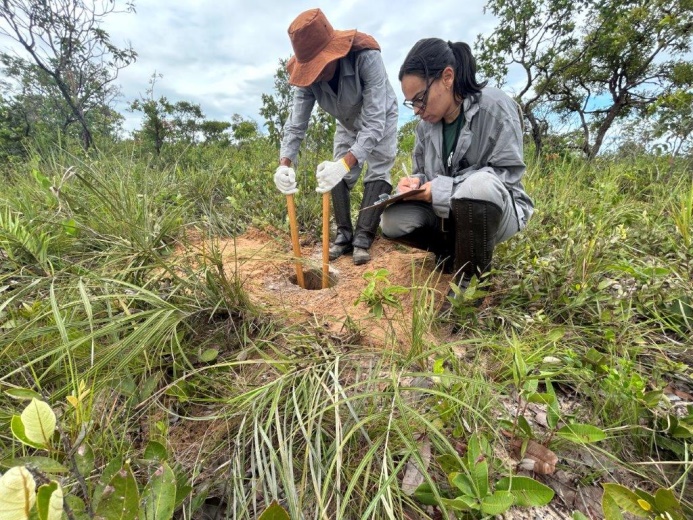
left=96, top=0, right=500, bottom=134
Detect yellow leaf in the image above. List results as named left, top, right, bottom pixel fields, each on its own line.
left=0, top=466, right=37, bottom=520
left=20, top=399, right=56, bottom=447
left=66, top=396, right=79, bottom=409
left=637, top=499, right=652, bottom=511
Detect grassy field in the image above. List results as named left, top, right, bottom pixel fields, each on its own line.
left=0, top=140, right=691, bottom=519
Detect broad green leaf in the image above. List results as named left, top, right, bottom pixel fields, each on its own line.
left=471, top=459, right=489, bottom=498
left=602, top=491, right=624, bottom=520
left=10, top=416, right=45, bottom=449
left=517, top=416, right=533, bottom=438
left=62, top=219, right=78, bottom=237
left=466, top=433, right=489, bottom=466
left=92, top=457, right=123, bottom=510
left=413, top=483, right=439, bottom=506
left=173, top=465, right=192, bottom=509
left=671, top=422, right=693, bottom=438
left=654, top=488, right=685, bottom=519
left=74, top=443, right=95, bottom=477
left=198, top=349, right=218, bottom=362
left=546, top=380, right=560, bottom=430
left=64, top=495, right=88, bottom=520
left=556, top=424, right=606, bottom=443
left=440, top=496, right=476, bottom=511
left=4, top=389, right=42, bottom=401
left=0, top=466, right=37, bottom=520
left=480, top=490, right=514, bottom=516
left=642, top=390, right=662, bottom=408
left=572, top=512, right=590, bottom=520
left=94, top=462, right=139, bottom=520
left=602, top=483, right=648, bottom=517
left=436, top=454, right=460, bottom=475
left=0, top=457, right=68, bottom=474
left=546, top=327, right=565, bottom=342
left=449, top=472, right=474, bottom=497
left=174, top=483, right=192, bottom=510
left=140, top=463, right=176, bottom=520
left=32, top=169, right=51, bottom=190
left=258, top=500, right=290, bottom=520
left=143, top=441, right=168, bottom=462
left=527, top=392, right=556, bottom=405
left=36, top=481, right=63, bottom=520
left=20, top=399, right=56, bottom=447
left=496, top=476, right=555, bottom=506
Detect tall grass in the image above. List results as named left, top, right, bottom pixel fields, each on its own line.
left=1, top=142, right=691, bottom=518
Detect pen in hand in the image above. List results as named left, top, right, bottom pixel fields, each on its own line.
left=400, top=175, right=420, bottom=193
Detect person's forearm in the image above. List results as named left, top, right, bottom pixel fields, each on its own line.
left=280, top=157, right=292, bottom=167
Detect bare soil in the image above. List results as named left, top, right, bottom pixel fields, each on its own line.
left=185, top=226, right=461, bottom=350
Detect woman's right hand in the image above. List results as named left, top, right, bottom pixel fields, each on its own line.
left=397, top=176, right=421, bottom=193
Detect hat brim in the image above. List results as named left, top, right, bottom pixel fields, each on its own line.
left=287, top=29, right=356, bottom=87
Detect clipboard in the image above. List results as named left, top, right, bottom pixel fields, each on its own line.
left=360, top=188, right=425, bottom=211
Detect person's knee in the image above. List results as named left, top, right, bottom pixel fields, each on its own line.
left=453, top=171, right=507, bottom=207
left=380, top=212, right=404, bottom=238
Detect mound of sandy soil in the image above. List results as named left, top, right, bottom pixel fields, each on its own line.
left=189, top=226, right=457, bottom=350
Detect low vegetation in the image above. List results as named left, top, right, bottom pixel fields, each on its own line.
left=0, top=139, right=691, bottom=519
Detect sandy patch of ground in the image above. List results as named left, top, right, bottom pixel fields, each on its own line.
left=185, top=226, right=457, bottom=351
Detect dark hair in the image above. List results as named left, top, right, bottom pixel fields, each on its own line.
left=399, top=38, right=487, bottom=103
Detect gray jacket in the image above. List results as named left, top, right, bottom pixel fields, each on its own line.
left=280, top=49, right=398, bottom=166
left=411, top=86, right=533, bottom=228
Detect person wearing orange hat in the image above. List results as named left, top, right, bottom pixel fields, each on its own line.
left=273, top=8, right=398, bottom=265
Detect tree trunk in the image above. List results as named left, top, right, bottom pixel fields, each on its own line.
left=525, top=109, right=543, bottom=156
left=589, top=100, right=625, bottom=159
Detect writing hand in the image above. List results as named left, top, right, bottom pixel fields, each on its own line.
left=397, top=176, right=421, bottom=193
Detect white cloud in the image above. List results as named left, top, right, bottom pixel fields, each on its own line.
left=85, top=1, right=496, bottom=131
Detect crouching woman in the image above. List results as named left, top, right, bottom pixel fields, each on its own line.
left=381, top=38, right=534, bottom=312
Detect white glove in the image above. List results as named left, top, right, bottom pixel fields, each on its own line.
left=274, top=165, right=298, bottom=195
left=315, top=159, right=350, bottom=193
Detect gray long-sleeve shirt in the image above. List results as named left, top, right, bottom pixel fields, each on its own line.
left=280, top=49, right=398, bottom=166
left=410, top=86, right=534, bottom=228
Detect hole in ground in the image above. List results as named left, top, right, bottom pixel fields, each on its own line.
left=289, top=267, right=338, bottom=290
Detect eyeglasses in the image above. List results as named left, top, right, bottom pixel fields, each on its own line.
left=403, top=73, right=440, bottom=111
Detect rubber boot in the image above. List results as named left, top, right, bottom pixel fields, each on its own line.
left=352, top=180, right=391, bottom=265
left=440, top=199, right=502, bottom=315
left=329, top=180, right=353, bottom=260
left=384, top=225, right=453, bottom=273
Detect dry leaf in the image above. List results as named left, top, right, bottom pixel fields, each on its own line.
left=401, top=435, right=432, bottom=495
left=511, top=438, right=558, bottom=475
left=664, top=385, right=693, bottom=402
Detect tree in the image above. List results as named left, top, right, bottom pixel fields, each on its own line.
left=397, top=119, right=419, bottom=156
left=1, top=54, right=123, bottom=146
left=230, top=114, right=259, bottom=144
left=201, top=120, right=231, bottom=145
left=0, top=0, right=137, bottom=150
left=0, top=92, right=26, bottom=159
left=129, top=74, right=171, bottom=155
left=259, top=58, right=293, bottom=147
left=645, top=62, right=693, bottom=159
left=477, top=0, right=693, bottom=158
left=476, top=0, right=583, bottom=155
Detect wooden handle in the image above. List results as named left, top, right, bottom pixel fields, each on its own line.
left=322, top=193, right=330, bottom=289
left=286, top=194, right=305, bottom=289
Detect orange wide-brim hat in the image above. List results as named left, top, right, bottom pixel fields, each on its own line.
left=286, top=8, right=356, bottom=87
